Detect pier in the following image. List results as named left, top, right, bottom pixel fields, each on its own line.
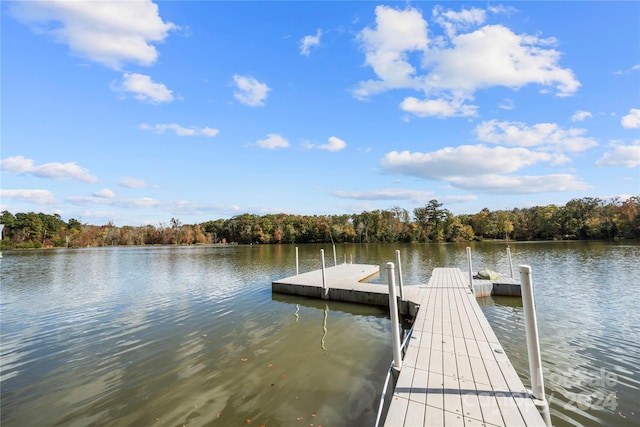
left=272, top=262, right=548, bottom=426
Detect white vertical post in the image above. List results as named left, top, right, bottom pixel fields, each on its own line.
left=333, top=244, right=337, bottom=266
left=320, top=249, right=328, bottom=299
left=395, top=250, right=405, bottom=301
left=466, top=247, right=474, bottom=291
left=519, top=265, right=552, bottom=427
left=386, top=262, right=402, bottom=371
left=295, top=246, right=299, bottom=275
left=350, top=254, right=353, bottom=264
left=507, top=246, right=514, bottom=278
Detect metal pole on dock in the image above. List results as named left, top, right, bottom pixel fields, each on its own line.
left=333, top=244, right=337, bottom=266
left=320, top=249, right=328, bottom=299
left=466, top=247, right=474, bottom=291
left=386, top=262, right=403, bottom=371
left=295, top=246, right=299, bottom=275
left=395, top=250, right=405, bottom=301
left=519, top=265, right=552, bottom=427
left=507, top=246, right=514, bottom=278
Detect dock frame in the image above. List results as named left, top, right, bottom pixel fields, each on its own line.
left=273, top=264, right=547, bottom=427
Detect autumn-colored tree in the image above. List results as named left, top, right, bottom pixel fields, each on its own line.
left=2, top=196, right=639, bottom=249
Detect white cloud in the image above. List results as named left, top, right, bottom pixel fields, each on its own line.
left=93, top=188, right=115, bottom=198
left=487, top=5, right=519, bottom=16
left=66, top=196, right=109, bottom=205
left=170, top=200, right=241, bottom=216
left=139, top=123, right=219, bottom=137
left=475, top=120, right=598, bottom=152
left=433, top=5, right=486, bottom=38
left=318, top=136, right=347, bottom=152
left=614, top=64, right=640, bottom=75
left=300, top=29, right=322, bottom=56
left=300, top=140, right=316, bottom=150
left=381, top=145, right=552, bottom=179
left=498, top=98, right=514, bottom=110
left=571, top=110, right=593, bottom=122
left=119, top=177, right=148, bottom=189
left=68, top=195, right=161, bottom=209
left=428, top=25, right=579, bottom=96
left=447, top=173, right=590, bottom=193
left=116, top=197, right=161, bottom=208
left=0, top=189, right=56, bottom=204
left=66, top=194, right=241, bottom=218
left=233, top=75, right=270, bottom=107
left=354, top=6, right=580, bottom=115
left=354, top=5, right=429, bottom=99
left=10, top=0, right=176, bottom=69
left=379, top=145, right=589, bottom=193
left=440, top=195, right=478, bottom=204
left=256, top=133, right=289, bottom=149
left=596, top=142, right=640, bottom=167
left=0, top=155, right=98, bottom=182
left=621, top=108, right=640, bottom=129
left=332, top=188, right=433, bottom=201
left=113, top=73, right=173, bottom=104
left=400, top=96, right=477, bottom=118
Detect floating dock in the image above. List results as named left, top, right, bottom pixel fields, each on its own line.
left=273, top=263, right=419, bottom=315
left=272, top=264, right=546, bottom=426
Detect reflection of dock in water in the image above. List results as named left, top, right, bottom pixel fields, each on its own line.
left=273, top=264, right=548, bottom=427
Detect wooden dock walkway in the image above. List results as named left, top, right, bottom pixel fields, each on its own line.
left=384, top=268, right=545, bottom=426
left=272, top=265, right=546, bottom=426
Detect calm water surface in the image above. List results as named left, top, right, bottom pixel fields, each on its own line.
left=1, top=242, right=638, bottom=426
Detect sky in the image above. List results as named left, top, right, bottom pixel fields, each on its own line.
left=1, top=1, right=639, bottom=226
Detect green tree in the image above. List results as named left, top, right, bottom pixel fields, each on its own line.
left=15, top=212, right=44, bottom=246
left=414, top=200, right=450, bottom=242
left=562, top=197, right=601, bottom=239
left=615, top=196, right=640, bottom=238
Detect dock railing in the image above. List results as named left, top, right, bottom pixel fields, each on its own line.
left=374, top=259, right=411, bottom=427
left=374, top=295, right=415, bottom=427
left=320, top=249, right=328, bottom=299
left=466, top=246, right=474, bottom=291
left=375, top=251, right=552, bottom=427
left=519, top=265, right=552, bottom=426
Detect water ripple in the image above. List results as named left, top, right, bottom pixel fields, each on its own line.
left=1, top=243, right=639, bottom=427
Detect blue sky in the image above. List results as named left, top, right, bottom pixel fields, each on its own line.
left=1, top=1, right=639, bottom=226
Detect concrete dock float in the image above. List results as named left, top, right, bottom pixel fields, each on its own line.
left=272, top=265, right=547, bottom=426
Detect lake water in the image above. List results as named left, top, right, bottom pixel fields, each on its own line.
left=1, top=242, right=638, bottom=426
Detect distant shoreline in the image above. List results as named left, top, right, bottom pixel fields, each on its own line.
left=2, top=196, right=639, bottom=249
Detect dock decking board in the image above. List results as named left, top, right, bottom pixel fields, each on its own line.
left=272, top=265, right=545, bottom=426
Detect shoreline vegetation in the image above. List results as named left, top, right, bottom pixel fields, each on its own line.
left=1, top=196, right=638, bottom=250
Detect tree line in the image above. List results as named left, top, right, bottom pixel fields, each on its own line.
left=1, top=196, right=638, bottom=249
